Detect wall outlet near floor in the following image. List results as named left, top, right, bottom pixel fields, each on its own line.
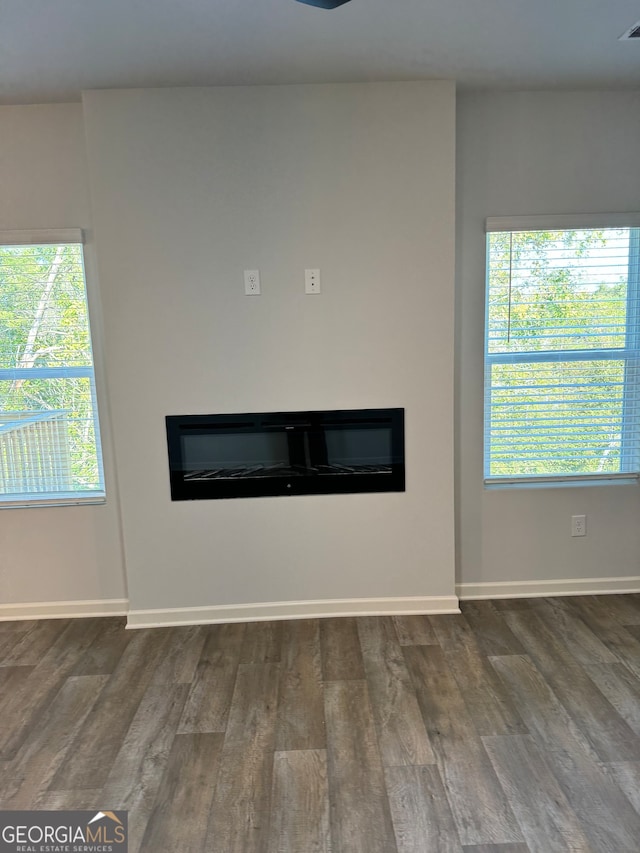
left=571, top=514, right=587, bottom=537
left=244, top=269, right=261, bottom=295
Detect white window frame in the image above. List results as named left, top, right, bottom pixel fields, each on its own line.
left=0, top=229, right=106, bottom=507
left=484, top=213, right=640, bottom=487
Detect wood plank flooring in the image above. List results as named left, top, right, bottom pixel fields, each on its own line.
left=2, top=595, right=640, bottom=851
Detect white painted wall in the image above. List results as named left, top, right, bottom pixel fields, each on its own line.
left=5, top=89, right=636, bottom=612
left=456, top=91, right=640, bottom=586
left=82, top=82, right=457, bottom=615
left=7, top=89, right=635, bottom=610
left=0, top=104, right=127, bottom=606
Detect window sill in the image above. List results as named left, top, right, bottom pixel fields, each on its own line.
left=0, top=493, right=106, bottom=509
left=484, top=476, right=638, bottom=491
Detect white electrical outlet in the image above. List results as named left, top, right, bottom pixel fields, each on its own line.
left=244, top=270, right=261, bottom=295
left=571, top=514, right=587, bottom=537
left=305, top=268, right=321, bottom=294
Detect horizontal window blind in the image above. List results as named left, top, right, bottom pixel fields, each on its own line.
left=0, top=238, right=105, bottom=505
left=484, top=224, right=640, bottom=482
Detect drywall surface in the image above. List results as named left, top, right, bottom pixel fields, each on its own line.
left=82, top=82, right=456, bottom=611
left=0, top=104, right=126, bottom=604
left=456, top=91, right=640, bottom=585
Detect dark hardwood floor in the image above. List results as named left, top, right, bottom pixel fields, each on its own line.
left=2, top=595, right=640, bottom=851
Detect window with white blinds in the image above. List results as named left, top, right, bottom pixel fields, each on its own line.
left=0, top=230, right=105, bottom=506
left=484, top=215, right=640, bottom=484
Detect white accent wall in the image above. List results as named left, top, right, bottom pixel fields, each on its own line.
left=456, top=91, right=640, bottom=587
left=0, top=104, right=127, bottom=606
left=7, top=88, right=636, bottom=616
left=81, top=82, right=457, bottom=616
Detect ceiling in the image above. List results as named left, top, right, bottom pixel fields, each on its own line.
left=1, top=0, right=639, bottom=104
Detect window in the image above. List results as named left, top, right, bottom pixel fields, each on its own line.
left=0, top=230, right=105, bottom=506
left=484, top=214, right=640, bottom=485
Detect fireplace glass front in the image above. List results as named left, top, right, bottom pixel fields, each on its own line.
left=166, top=408, right=405, bottom=500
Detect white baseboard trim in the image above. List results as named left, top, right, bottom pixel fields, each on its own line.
left=126, top=595, right=460, bottom=629
left=0, top=598, right=129, bottom=622
left=457, top=576, right=640, bottom=601
left=3, top=580, right=637, bottom=623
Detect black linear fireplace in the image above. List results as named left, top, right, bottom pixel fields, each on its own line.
left=166, top=407, right=405, bottom=500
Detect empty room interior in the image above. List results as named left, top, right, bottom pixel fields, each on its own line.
left=1, top=0, right=640, bottom=850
